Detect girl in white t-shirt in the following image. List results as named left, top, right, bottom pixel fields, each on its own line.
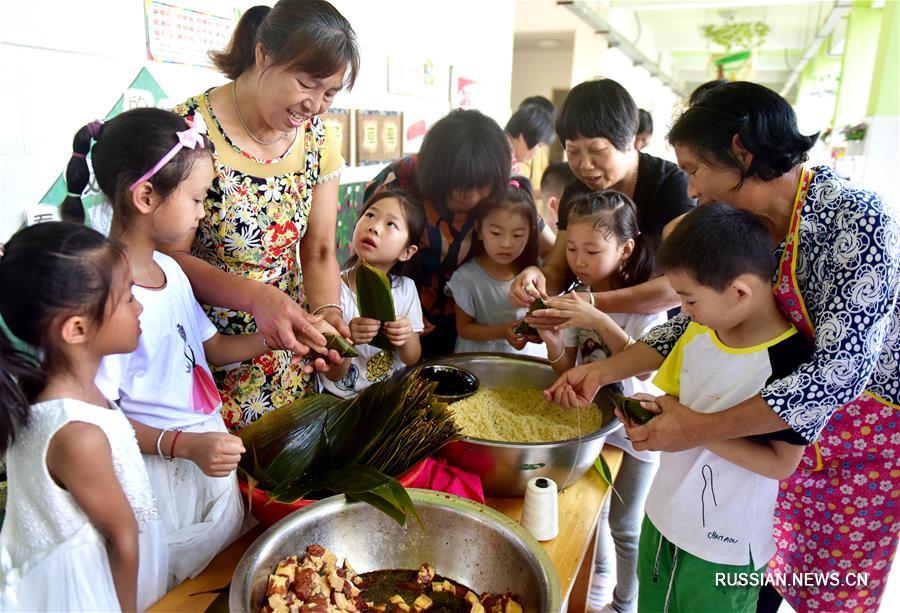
left=64, top=109, right=270, bottom=586
left=445, top=176, right=546, bottom=358
left=320, top=191, right=425, bottom=397
left=0, top=222, right=166, bottom=612
left=534, top=190, right=665, bottom=613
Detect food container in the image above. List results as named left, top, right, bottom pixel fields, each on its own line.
left=239, top=458, right=428, bottom=527
left=417, top=363, right=479, bottom=402
left=230, top=489, right=561, bottom=612
left=426, top=353, right=622, bottom=497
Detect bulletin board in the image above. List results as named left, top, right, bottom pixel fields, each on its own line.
left=320, top=108, right=352, bottom=168
left=144, top=0, right=236, bottom=67
left=355, top=111, right=403, bottom=166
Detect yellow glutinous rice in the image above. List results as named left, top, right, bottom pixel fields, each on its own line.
left=450, top=387, right=602, bottom=443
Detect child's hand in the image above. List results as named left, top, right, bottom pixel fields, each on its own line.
left=384, top=317, right=413, bottom=347
left=179, top=431, right=245, bottom=477
left=349, top=316, right=381, bottom=345
left=537, top=326, right=566, bottom=356
left=543, top=292, right=603, bottom=330
left=504, top=322, right=527, bottom=351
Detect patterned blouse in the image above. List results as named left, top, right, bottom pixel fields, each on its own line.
left=642, top=166, right=900, bottom=443
left=174, top=91, right=343, bottom=431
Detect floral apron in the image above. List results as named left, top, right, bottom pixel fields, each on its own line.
left=769, top=168, right=899, bottom=612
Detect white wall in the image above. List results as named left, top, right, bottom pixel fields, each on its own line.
left=510, top=49, right=572, bottom=108
left=0, top=0, right=516, bottom=241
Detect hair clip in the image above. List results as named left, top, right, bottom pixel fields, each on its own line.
left=508, top=179, right=520, bottom=189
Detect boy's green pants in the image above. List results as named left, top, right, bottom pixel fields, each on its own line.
left=637, top=515, right=764, bottom=613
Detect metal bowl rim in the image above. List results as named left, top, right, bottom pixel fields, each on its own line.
left=230, top=489, right=563, bottom=611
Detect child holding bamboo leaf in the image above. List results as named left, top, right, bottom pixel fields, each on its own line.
left=625, top=205, right=811, bottom=613
left=320, top=191, right=425, bottom=398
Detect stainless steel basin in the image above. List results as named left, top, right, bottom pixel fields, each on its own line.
left=230, top=489, right=562, bottom=612
left=423, top=353, right=622, bottom=497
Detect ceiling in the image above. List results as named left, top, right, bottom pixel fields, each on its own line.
left=514, top=0, right=843, bottom=96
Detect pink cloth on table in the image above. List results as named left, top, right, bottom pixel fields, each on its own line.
left=407, top=457, right=485, bottom=504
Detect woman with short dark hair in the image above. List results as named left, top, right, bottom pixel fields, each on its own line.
left=365, top=109, right=554, bottom=356
left=511, top=78, right=694, bottom=312
left=549, top=81, right=900, bottom=613
left=505, top=104, right=555, bottom=174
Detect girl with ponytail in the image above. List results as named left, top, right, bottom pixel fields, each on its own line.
left=66, top=107, right=273, bottom=586
left=0, top=222, right=166, bottom=611
left=531, top=190, right=666, bottom=613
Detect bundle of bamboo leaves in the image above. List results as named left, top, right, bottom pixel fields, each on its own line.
left=238, top=372, right=460, bottom=526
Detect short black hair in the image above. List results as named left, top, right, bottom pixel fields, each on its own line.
left=637, top=109, right=653, bottom=135
left=556, top=79, right=638, bottom=151
left=416, top=109, right=510, bottom=206
left=555, top=179, right=593, bottom=231
left=540, top=162, right=576, bottom=198
left=657, top=203, right=775, bottom=291
left=667, top=81, right=818, bottom=188
left=519, top=95, right=556, bottom=115
left=506, top=105, right=555, bottom=148
left=688, top=79, right=729, bottom=106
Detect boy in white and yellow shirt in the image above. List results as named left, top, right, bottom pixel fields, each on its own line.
left=627, top=204, right=811, bottom=613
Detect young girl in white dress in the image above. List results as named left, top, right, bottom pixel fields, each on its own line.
left=0, top=222, right=166, bottom=612
left=63, top=108, right=268, bottom=586
left=446, top=176, right=547, bottom=358
left=319, top=191, right=425, bottom=397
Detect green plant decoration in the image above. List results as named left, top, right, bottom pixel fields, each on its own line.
left=701, top=21, right=770, bottom=52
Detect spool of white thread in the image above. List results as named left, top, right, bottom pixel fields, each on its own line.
left=520, top=476, right=559, bottom=541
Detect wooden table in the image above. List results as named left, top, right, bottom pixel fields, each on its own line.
left=148, top=446, right=623, bottom=612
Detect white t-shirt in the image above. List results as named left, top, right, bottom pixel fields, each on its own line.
left=563, top=307, right=665, bottom=463
left=96, top=251, right=219, bottom=430
left=646, top=322, right=810, bottom=567
left=445, top=259, right=547, bottom=358
left=318, top=275, right=424, bottom=398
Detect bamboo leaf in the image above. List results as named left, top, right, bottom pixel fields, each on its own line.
left=239, top=394, right=341, bottom=482
left=356, top=260, right=396, bottom=352
left=514, top=297, right=547, bottom=336
left=328, top=465, right=420, bottom=527
left=610, top=392, right=656, bottom=425
left=324, top=332, right=359, bottom=358
left=594, top=454, right=623, bottom=505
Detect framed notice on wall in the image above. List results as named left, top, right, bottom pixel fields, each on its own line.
left=355, top=110, right=403, bottom=166
left=144, top=0, right=235, bottom=67
left=320, top=108, right=352, bottom=167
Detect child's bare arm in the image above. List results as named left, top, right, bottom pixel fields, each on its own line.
left=48, top=423, right=139, bottom=612
left=705, top=438, right=805, bottom=480
left=203, top=331, right=268, bottom=366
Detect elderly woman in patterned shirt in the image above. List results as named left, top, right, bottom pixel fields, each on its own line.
left=547, top=82, right=899, bottom=613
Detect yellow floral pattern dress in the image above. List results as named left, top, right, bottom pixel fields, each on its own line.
left=174, top=91, right=343, bottom=432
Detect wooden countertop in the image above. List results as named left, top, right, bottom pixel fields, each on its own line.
left=148, top=446, right=623, bottom=612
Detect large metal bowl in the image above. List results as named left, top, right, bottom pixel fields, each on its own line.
left=425, top=353, right=622, bottom=497
left=230, top=489, right=561, bottom=612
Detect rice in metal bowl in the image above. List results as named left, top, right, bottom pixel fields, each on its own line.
left=450, top=386, right=602, bottom=443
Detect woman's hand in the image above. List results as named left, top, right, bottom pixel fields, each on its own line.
left=179, top=431, right=245, bottom=478
left=321, top=306, right=351, bottom=340
left=504, top=322, right=527, bottom=350
left=537, top=326, right=565, bottom=356
left=510, top=266, right=548, bottom=307
left=622, top=395, right=708, bottom=452
left=349, top=316, right=380, bottom=345
left=540, top=292, right=601, bottom=330
left=544, top=362, right=607, bottom=407
left=384, top=317, right=413, bottom=347
left=251, top=285, right=327, bottom=355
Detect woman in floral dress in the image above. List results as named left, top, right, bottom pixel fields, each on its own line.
left=165, top=0, right=359, bottom=430
left=548, top=82, right=899, bottom=612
